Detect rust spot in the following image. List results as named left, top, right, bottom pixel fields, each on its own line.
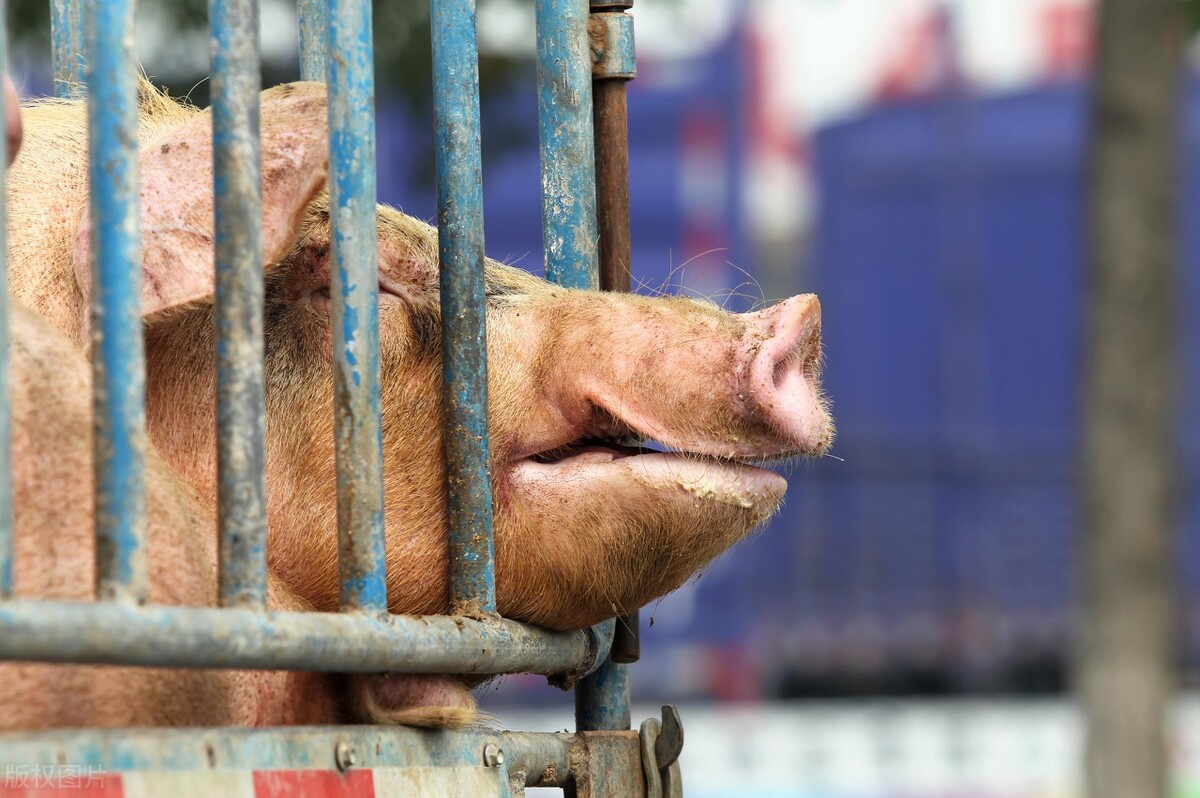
left=160, top=143, right=170, bottom=154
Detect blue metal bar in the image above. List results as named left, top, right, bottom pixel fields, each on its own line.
left=0, top=600, right=613, bottom=680
left=326, top=0, right=387, bottom=615
left=575, top=660, right=630, bottom=731
left=298, top=0, right=327, bottom=82
left=535, top=0, right=599, bottom=288
left=0, top=18, right=11, bottom=600
left=0, top=726, right=579, bottom=789
left=87, top=0, right=148, bottom=604
left=51, top=0, right=86, bottom=98
left=430, top=0, right=497, bottom=616
left=570, top=0, right=635, bottom=732
left=211, top=0, right=269, bottom=610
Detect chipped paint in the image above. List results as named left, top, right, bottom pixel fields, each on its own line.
left=327, top=0, right=388, bottom=615
left=87, top=0, right=149, bottom=605
left=212, top=0, right=270, bottom=610
left=536, top=0, right=600, bottom=290
left=432, top=0, right=498, bottom=614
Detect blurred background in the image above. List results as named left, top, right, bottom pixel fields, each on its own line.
left=9, top=0, right=1200, bottom=795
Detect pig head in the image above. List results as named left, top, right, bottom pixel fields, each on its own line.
left=7, top=81, right=833, bottom=639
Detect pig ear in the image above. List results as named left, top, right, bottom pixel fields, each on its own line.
left=72, top=82, right=330, bottom=321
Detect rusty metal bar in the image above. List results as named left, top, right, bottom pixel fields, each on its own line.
left=594, top=79, right=632, bottom=297
left=51, top=0, right=85, bottom=97
left=430, top=0, right=498, bottom=617
left=573, top=0, right=638, bottom=731
left=298, top=0, right=327, bottom=82
left=87, top=0, right=149, bottom=605
left=0, top=599, right=614, bottom=679
left=590, top=2, right=638, bottom=664
left=0, top=14, right=11, bottom=600
left=211, top=0, right=269, bottom=610
left=0, top=726, right=586, bottom=789
left=326, top=0, right=388, bottom=615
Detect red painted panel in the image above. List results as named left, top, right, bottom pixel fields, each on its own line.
left=253, top=770, right=375, bottom=798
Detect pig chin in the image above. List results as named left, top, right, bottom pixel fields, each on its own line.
left=500, top=452, right=787, bottom=630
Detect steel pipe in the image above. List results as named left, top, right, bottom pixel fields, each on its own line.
left=535, top=0, right=600, bottom=288
left=326, top=0, right=388, bottom=615
left=430, top=0, right=498, bottom=617
left=87, top=0, right=148, bottom=605
left=0, top=600, right=613, bottom=681
left=51, top=0, right=85, bottom=97
left=211, top=0, right=269, bottom=610
left=298, top=0, right=327, bottom=82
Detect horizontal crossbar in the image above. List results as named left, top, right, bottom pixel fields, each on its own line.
left=0, top=600, right=612, bottom=682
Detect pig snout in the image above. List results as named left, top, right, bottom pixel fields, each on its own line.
left=740, top=294, right=828, bottom=456
left=5, top=75, right=20, bottom=165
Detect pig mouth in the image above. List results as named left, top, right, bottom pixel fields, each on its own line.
left=508, top=403, right=793, bottom=515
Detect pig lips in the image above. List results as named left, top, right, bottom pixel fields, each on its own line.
left=513, top=419, right=787, bottom=517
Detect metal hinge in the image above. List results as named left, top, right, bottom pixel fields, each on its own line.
left=639, top=705, right=683, bottom=798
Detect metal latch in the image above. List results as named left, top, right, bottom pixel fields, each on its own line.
left=639, top=705, right=683, bottom=798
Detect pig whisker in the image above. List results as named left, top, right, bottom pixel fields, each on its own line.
left=183, top=75, right=211, bottom=105
left=654, top=247, right=733, bottom=297
left=721, top=260, right=768, bottom=309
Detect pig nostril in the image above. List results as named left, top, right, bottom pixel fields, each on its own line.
left=773, top=355, right=795, bottom=391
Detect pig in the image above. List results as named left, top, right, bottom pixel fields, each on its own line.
left=0, top=79, right=832, bottom=729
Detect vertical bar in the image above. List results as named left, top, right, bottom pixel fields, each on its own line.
left=590, top=4, right=638, bottom=665
left=51, top=0, right=86, bottom=98
left=535, top=0, right=599, bottom=288
left=574, top=658, right=631, bottom=731
left=535, top=0, right=633, bottom=732
left=594, top=80, right=632, bottom=295
left=298, top=0, right=327, bottom=82
left=87, top=0, right=148, bottom=604
left=430, top=0, right=497, bottom=615
left=211, top=0, right=269, bottom=609
left=0, top=10, right=12, bottom=599
left=574, top=0, right=635, bottom=731
left=326, top=0, right=387, bottom=615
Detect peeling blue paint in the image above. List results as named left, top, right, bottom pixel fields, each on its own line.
left=51, top=0, right=85, bottom=97
left=327, top=0, right=388, bottom=615
left=432, top=0, right=498, bottom=615
left=87, top=0, right=148, bottom=605
left=212, top=0, right=270, bottom=610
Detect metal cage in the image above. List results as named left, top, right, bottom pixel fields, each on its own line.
left=0, top=1, right=676, bottom=795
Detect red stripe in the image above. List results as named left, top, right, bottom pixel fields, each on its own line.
left=253, top=770, right=374, bottom=798
left=1, top=773, right=123, bottom=797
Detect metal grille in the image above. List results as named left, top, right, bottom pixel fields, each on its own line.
left=0, top=1, right=649, bottom=795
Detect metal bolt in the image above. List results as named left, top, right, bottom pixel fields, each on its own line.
left=483, top=743, right=505, bottom=768
left=335, top=741, right=357, bottom=772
